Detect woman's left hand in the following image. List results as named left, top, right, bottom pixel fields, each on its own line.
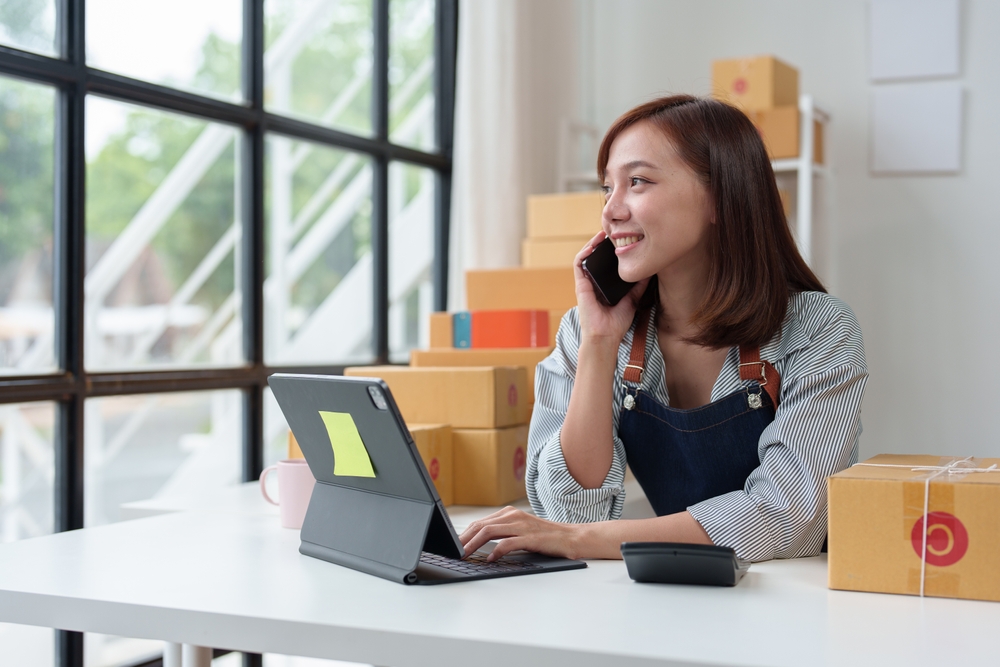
left=459, top=507, right=585, bottom=561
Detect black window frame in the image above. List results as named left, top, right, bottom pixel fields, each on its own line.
left=0, top=1, right=457, bottom=666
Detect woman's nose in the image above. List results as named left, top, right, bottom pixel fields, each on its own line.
left=603, top=193, right=629, bottom=223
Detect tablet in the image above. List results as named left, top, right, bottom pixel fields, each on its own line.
left=620, top=542, right=750, bottom=586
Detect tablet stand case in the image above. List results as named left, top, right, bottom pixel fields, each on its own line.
left=299, top=482, right=462, bottom=584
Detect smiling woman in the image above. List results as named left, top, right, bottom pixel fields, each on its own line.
left=460, top=95, right=868, bottom=564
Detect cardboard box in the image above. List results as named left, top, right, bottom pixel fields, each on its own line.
left=828, top=454, right=1000, bottom=602
left=453, top=425, right=529, bottom=506
left=288, top=430, right=304, bottom=459
left=343, top=366, right=529, bottom=428
left=428, top=312, right=452, bottom=348
left=778, top=187, right=792, bottom=219
left=408, top=423, right=453, bottom=506
left=471, top=310, right=549, bottom=349
left=712, top=55, right=799, bottom=111
left=522, top=236, right=592, bottom=268
left=747, top=106, right=823, bottom=164
left=527, top=191, right=603, bottom=239
left=409, top=347, right=553, bottom=404
left=466, top=267, right=576, bottom=313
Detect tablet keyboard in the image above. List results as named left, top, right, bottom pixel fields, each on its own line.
left=420, top=551, right=541, bottom=574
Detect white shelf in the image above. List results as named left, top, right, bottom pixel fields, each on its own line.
left=770, top=158, right=828, bottom=176
left=768, top=94, right=829, bottom=266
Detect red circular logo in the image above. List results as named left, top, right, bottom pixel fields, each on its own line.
left=733, top=77, right=748, bottom=95
left=428, top=458, right=439, bottom=481
left=512, top=447, right=526, bottom=481
left=910, top=512, right=969, bottom=567
left=508, top=384, right=518, bottom=407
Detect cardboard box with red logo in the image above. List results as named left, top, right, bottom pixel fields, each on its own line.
left=409, top=347, right=552, bottom=404
left=828, top=454, right=1000, bottom=602
left=452, top=425, right=529, bottom=506
left=711, top=55, right=799, bottom=112
left=408, top=423, right=453, bottom=506
left=342, top=366, right=529, bottom=429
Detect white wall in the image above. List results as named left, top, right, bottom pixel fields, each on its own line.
left=580, top=0, right=1000, bottom=460
left=448, top=0, right=578, bottom=309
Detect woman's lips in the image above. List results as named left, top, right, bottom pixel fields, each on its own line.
left=613, top=234, right=644, bottom=254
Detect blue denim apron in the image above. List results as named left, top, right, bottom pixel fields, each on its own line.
left=618, top=309, right=781, bottom=517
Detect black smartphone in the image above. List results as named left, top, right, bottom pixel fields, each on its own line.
left=581, top=236, right=637, bottom=307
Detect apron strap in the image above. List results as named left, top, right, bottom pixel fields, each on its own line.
left=738, top=347, right=781, bottom=409
left=623, top=307, right=653, bottom=385
left=622, top=306, right=782, bottom=409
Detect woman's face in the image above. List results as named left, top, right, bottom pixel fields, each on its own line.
left=601, top=120, right=714, bottom=283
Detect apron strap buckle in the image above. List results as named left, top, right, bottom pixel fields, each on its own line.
left=738, top=348, right=781, bottom=410
left=624, top=364, right=645, bottom=384
left=738, top=361, right=767, bottom=386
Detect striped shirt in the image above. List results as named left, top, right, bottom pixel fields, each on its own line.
left=526, top=291, right=868, bottom=562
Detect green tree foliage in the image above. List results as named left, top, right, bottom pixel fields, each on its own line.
left=0, top=78, right=53, bottom=300
left=2, top=0, right=434, bottom=329
left=389, top=0, right=434, bottom=145
left=86, top=105, right=237, bottom=308
left=266, top=0, right=373, bottom=135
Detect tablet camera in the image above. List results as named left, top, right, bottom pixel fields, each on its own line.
left=367, top=385, right=388, bottom=410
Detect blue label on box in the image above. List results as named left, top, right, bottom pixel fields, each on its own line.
left=453, top=312, right=471, bottom=348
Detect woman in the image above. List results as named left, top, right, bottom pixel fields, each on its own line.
left=460, top=95, right=868, bottom=562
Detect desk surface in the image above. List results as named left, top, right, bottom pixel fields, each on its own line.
left=1, top=506, right=998, bottom=667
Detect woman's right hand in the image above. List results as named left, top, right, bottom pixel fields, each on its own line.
left=573, top=231, right=649, bottom=346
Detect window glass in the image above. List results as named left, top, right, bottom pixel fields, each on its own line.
left=389, top=0, right=435, bottom=150
left=0, top=401, right=55, bottom=666
left=86, top=0, right=242, bottom=101
left=83, top=389, right=243, bottom=524
left=265, top=135, right=373, bottom=365
left=82, top=388, right=242, bottom=666
left=0, top=0, right=57, bottom=56
left=265, top=0, right=373, bottom=136
left=388, top=162, right=434, bottom=363
left=85, top=97, right=242, bottom=371
left=0, top=76, right=56, bottom=375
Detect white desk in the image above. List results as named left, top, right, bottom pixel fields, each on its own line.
left=1, top=503, right=999, bottom=667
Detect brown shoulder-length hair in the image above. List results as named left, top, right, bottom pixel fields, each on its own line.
left=597, top=94, right=825, bottom=349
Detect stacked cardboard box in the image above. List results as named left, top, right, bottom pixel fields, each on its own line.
left=429, top=309, right=551, bottom=349
left=408, top=424, right=454, bottom=506
left=288, top=431, right=304, bottom=459
left=522, top=191, right=603, bottom=269
left=466, top=266, right=576, bottom=348
left=410, top=347, right=551, bottom=405
left=288, top=420, right=455, bottom=506
left=343, top=365, right=530, bottom=506
left=388, top=192, right=601, bottom=505
left=711, top=55, right=823, bottom=164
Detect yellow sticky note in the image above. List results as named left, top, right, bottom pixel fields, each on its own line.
left=318, top=411, right=376, bottom=478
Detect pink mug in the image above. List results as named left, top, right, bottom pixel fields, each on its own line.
left=259, top=459, right=316, bottom=529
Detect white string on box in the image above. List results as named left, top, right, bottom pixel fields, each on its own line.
left=855, top=457, right=1000, bottom=597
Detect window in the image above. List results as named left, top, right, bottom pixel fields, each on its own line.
left=0, top=1, right=457, bottom=666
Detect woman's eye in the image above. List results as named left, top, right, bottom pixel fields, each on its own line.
left=631, top=177, right=645, bottom=187
left=601, top=185, right=612, bottom=197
